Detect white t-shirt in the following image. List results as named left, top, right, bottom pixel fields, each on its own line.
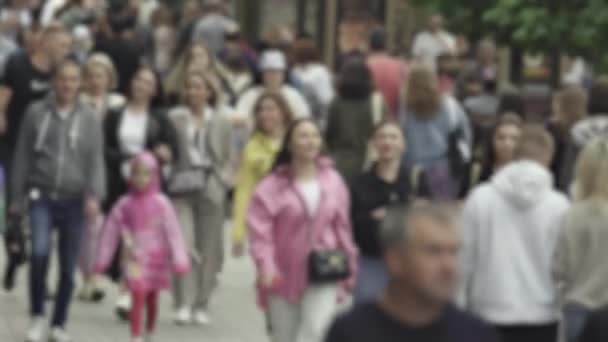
left=297, top=178, right=321, bottom=217
left=119, top=109, right=148, bottom=179
left=412, top=30, right=457, bottom=69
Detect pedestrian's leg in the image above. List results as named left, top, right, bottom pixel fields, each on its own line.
left=146, top=291, right=159, bottom=334
left=268, top=295, right=301, bottom=342
left=193, top=198, right=224, bottom=310
left=51, top=201, right=85, bottom=328
left=171, top=198, right=195, bottom=311
left=564, top=304, right=590, bottom=342
left=29, top=199, right=53, bottom=318
left=296, top=285, right=339, bottom=342
left=130, top=289, right=145, bottom=338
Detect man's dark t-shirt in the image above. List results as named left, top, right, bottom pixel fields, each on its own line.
left=1, top=50, right=52, bottom=147
left=326, top=303, right=502, bottom=342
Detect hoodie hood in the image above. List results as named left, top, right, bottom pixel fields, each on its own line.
left=571, top=116, right=608, bottom=147
left=492, top=160, right=553, bottom=208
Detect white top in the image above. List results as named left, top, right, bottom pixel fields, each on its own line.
left=186, top=107, right=213, bottom=167
left=297, top=178, right=321, bottom=217
left=292, top=63, right=335, bottom=107
left=119, top=109, right=148, bottom=179
left=458, top=161, right=570, bottom=325
left=412, top=30, right=456, bottom=69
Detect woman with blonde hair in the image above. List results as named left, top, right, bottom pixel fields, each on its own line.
left=81, top=53, right=125, bottom=118
left=400, top=64, right=472, bottom=200
left=164, top=41, right=229, bottom=105
left=553, top=138, right=608, bottom=342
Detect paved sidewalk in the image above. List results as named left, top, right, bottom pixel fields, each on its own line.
left=0, top=237, right=268, bottom=342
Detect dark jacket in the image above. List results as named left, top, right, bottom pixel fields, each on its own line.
left=103, top=106, right=178, bottom=208
left=350, top=164, right=430, bottom=258
left=579, top=306, right=608, bottom=342
left=558, top=116, right=608, bottom=193
left=11, top=95, right=106, bottom=206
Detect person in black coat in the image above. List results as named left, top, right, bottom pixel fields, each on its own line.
left=103, top=66, right=177, bottom=319
left=350, top=121, right=430, bottom=304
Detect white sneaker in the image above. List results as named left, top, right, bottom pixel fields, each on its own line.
left=49, top=327, right=72, bottom=342
left=192, top=310, right=211, bottom=325
left=174, top=307, right=192, bottom=325
left=115, top=293, right=132, bottom=321
left=25, top=317, right=46, bottom=342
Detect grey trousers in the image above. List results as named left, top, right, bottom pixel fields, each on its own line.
left=172, top=193, right=225, bottom=310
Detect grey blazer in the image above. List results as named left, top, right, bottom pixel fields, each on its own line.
left=168, top=106, right=234, bottom=203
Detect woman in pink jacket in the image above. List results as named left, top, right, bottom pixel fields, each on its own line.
left=247, top=119, right=359, bottom=342
left=95, top=152, right=190, bottom=342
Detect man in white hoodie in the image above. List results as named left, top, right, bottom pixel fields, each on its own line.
left=459, top=125, right=570, bottom=342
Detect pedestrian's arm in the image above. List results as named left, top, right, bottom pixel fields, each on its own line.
left=0, top=86, right=12, bottom=131
left=247, top=190, right=280, bottom=280
left=94, top=202, right=124, bottom=273
left=88, top=117, right=107, bottom=201
left=161, top=197, right=191, bottom=274
left=10, top=107, right=35, bottom=211
left=333, top=178, right=359, bottom=291
left=456, top=194, right=480, bottom=308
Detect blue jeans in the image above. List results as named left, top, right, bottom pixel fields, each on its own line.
left=353, top=256, right=388, bottom=305
left=564, top=303, right=591, bottom=342
left=30, top=196, right=84, bottom=328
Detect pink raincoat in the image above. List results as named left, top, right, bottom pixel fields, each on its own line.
left=95, top=153, right=190, bottom=291
left=247, top=157, right=359, bottom=309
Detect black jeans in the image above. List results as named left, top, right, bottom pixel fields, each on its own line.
left=496, top=323, right=559, bottom=342
left=29, top=195, right=84, bottom=328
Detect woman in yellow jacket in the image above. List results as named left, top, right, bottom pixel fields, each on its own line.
left=232, top=92, right=294, bottom=256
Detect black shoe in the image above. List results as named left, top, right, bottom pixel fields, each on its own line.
left=90, top=289, right=106, bottom=303
left=3, top=262, right=18, bottom=291
left=116, top=307, right=130, bottom=322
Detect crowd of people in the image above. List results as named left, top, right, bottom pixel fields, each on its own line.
left=0, top=1, right=607, bottom=342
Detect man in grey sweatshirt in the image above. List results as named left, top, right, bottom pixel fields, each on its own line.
left=11, top=60, right=105, bottom=342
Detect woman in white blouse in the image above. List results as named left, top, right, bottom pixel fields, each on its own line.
left=103, top=66, right=178, bottom=318
left=167, top=71, right=234, bottom=326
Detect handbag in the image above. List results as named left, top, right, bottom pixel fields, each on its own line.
left=167, top=168, right=209, bottom=196
left=306, top=214, right=351, bottom=284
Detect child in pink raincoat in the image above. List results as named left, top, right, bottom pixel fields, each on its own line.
left=95, top=152, right=190, bottom=342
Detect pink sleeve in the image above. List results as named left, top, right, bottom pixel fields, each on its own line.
left=94, top=200, right=124, bottom=273
left=333, top=175, right=359, bottom=290
left=247, top=188, right=280, bottom=279
left=161, top=197, right=191, bottom=274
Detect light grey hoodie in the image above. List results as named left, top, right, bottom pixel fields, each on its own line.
left=11, top=94, right=106, bottom=206
left=459, top=160, right=570, bottom=325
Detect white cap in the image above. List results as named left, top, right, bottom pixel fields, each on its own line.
left=260, top=50, right=287, bottom=71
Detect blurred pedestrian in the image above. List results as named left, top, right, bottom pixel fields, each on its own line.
left=400, top=65, right=472, bottom=200
left=326, top=203, right=501, bottom=342
left=11, top=60, right=105, bottom=342
left=460, top=125, right=569, bottom=342
left=104, top=66, right=177, bottom=319
left=167, top=71, right=234, bottom=326
left=411, top=14, right=456, bottom=70
left=81, top=52, right=125, bottom=118
left=247, top=119, right=358, bottom=342
left=95, top=152, right=190, bottom=342
left=456, top=38, right=498, bottom=100
left=553, top=138, right=608, bottom=342
left=366, top=28, right=408, bottom=118
left=547, top=85, right=587, bottom=191
left=235, top=50, right=311, bottom=127
left=231, top=92, right=293, bottom=257
left=325, top=57, right=387, bottom=185
left=558, top=79, right=608, bottom=193
left=191, top=0, right=235, bottom=56
left=460, top=113, right=522, bottom=196
left=292, top=37, right=334, bottom=125
left=164, top=41, right=229, bottom=106
left=350, top=122, right=430, bottom=304
left=0, top=23, right=72, bottom=293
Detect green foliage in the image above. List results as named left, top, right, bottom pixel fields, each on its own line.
left=411, top=0, right=608, bottom=72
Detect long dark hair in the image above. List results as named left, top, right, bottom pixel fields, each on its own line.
left=272, top=118, right=323, bottom=171
left=253, top=92, right=294, bottom=134
left=337, top=57, right=372, bottom=100
left=479, top=113, right=523, bottom=181
left=129, top=65, right=165, bottom=109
